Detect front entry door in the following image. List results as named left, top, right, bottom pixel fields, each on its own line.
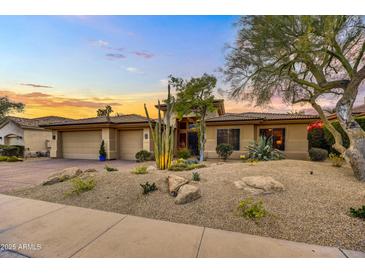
left=188, top=132, right=198, bottom=155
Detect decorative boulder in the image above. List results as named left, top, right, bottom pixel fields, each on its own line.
left=43, top=167, right=83, bottom=185
left=167, top=174, right=189, bottom=196
left=175, top=184, right=201, bottom=205
left=234, top=176, right=285, bottom=195
left=84, top=168, right=97, bottom=173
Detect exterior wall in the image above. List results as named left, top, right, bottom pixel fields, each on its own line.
left=205, top=122, right=310, bottom=160
left=143, top=128, right=151, bottom=152
left=256, top=123, right=309, bottom=160
left=102, top=128, right=118, bottom=160
left=23, top=129, right=52, bottom=154
left=0, top=121, right=24, bottom=146
left=205, top=124, right=255, bottom=159
left=50, top=130, right=62, bottom=158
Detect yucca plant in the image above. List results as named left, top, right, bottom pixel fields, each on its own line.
left=144, top=84, right=175, bottom=170
left=247, top=136, right=284, bottom=161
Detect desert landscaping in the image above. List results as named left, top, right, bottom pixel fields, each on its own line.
left=4, top=159, right=365, bottom=252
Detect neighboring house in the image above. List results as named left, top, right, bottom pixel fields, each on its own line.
left=42, top=100, right=318, bottom=160
left=327, top=98, right=365, bottom=121
left=0, top=116, right=73, bottom=156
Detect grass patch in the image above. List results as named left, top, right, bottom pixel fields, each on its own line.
left=132, top=165, right=148, bottom=174
left=350, top=205, right=365, bottom=219
left=169, top=159, right=206, bottom=171
left=0, top=156, right=23, bottom=162
left=105, top=165, right=118, bottom=172
left=65, top=177, right=96, bottom=196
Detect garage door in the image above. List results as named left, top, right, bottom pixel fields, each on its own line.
left=62, top=131, right=101, bottom=159
left=119, top=130, right=143, bottom=160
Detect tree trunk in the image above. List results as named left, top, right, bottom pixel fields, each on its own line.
left=199, top=114, right=206, bottom=162
left=311, top=98, right=346, bottom=154
left=336, top=81, right=365, bottom=182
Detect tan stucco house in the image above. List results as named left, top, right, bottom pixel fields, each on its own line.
left=41, top=100, right=318, bottom=160
left=0, top=116, right=72, bottom=156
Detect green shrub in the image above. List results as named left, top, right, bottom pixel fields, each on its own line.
left=350, top=205, right=365, bottom=219
left=105, top=165, right=118, bottom=172
left=168, top=159, right=205, bottom=171
left=216, top=143, right=233, bottom=161
left=309, top=148, right=328, bottom=161
left=67, top=177, right=96, bottom=196
left=0, top=156, right=8, bottom=161
left=132, top=165, right=148, bottom=174
left=307, top=127, right=331, bottom=151
left=176, top=148, right=191, bottom=159
left=0, top=145, right=24, bottom=157
left=6, top=156, right=22, bottom=162
left=247, top=136, right=284, bottom=161
left=140, top=182, right=157, bottom=195
left=192, top=172, right=200, bottom=181
left=135, top=150, right=152, bottom=162
left=329, top=153, right=345, bottom=167
left=237, top=198, right=267, bottom=219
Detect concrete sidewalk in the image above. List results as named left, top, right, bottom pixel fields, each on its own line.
left=0, top=194, right=364, bottom=258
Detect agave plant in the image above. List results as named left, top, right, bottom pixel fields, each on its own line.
left=144, top=85, right=175, bottom=170
left=246, top=136, right=284, bottom=161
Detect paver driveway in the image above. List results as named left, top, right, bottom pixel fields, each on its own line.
left=0, top=158, right=139, bottom=192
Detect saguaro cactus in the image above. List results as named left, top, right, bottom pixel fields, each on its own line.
left=144, top=84, right=175, bottom=170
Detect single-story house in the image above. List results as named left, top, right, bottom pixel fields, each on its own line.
left=41, top=100, right=318, bottom=160
left=0, top=116, right=73, bottom=156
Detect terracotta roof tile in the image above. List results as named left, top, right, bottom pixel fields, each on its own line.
left=206, top=112, right=319, bottom=122
left=5, top=116, right=74, bottom=129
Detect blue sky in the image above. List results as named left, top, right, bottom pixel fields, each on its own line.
left=0, top=15, right=363, bottom=118
left=0, top=16, right=242, bottom=117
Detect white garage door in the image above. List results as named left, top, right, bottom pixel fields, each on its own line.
left=62, top=131, right=102, bottom=160
left=119, top=130, right=143, bottom=160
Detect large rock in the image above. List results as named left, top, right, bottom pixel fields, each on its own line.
left=234, top=176, right=285, bottom=195
left=43, top=167, right=83, bottom=185
left=167, top=174, right=188, bottom=196
left=175, top=184, right=201, bottom=205
left=147, top=165, right=157, bottom=172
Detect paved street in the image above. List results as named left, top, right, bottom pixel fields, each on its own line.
left=0, top=158, right=139, bottom=192
left=0, top=194, right=364, bottom=258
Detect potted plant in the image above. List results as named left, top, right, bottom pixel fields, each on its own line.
left=99, top=140, right=107, bottom=161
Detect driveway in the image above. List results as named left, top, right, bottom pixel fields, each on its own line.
left=0, top=158, right=140, bottom=192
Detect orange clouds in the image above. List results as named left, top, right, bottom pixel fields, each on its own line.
left=0, top=89, right=160, bottom=119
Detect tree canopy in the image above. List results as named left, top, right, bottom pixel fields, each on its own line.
left=97, top=105, right=114, bottom=118
left=0, top=97, right=24, bottom=119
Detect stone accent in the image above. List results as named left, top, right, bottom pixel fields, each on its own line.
left=234, top=176, right=285, bottom=195
left=43, top=167, right=82, bottom=185
left=175, top=184, right=201, bottom=205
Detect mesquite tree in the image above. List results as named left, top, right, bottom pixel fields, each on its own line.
left=169, top=74, right=217, bottom=162
left=223, top=16, right=365, bottom=181
left=97, top=105, right=114, bottom=122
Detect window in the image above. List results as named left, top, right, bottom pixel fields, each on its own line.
left=259, top=128, right=286, bottom=151
left=217, top=129, right=240, bottom=150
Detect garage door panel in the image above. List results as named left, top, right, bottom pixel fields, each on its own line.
left=119, top=130, right=143, bottom=160
left=62, top=131, right=101, bottom=160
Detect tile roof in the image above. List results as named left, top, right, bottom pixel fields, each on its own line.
left=40, top=114, right=150, bottom=126
left=5, top=116, right=74, bottom=129
left=206, top=112, right=319, bottom=122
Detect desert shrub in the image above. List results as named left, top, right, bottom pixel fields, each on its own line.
left=309, top=148, right=328, bottom=161
left=140, top=182, right=157, bottom=195
left=192, top=172, right=200, bottom=181
left=329, top=153, right=345, bottom=167
left=176, top=148, right=191, bottom=159
left=247, top=136, right=284, bottom=161
left=132, top=165, right=148, bottom=174
left=216, top=143, right=233, bottom=161
left=67, top=177, right=96, bottom=196
left=0, top=145, right=24, bottom=157
left=168, top=159, right=205, bottom=171
left=247, top=158, right=259, bottom=165
left=237, top=198, right=267, bottom=219
left=105, top=165, right=118, bottom=172
left=350, top=205, right=365, bottom=219
left=99, top=140, right=106, bottom=159
left=0, top=156, right=8, bottom=161
left=135, top=150, right=152, bottom=162
left=6, top=156, right=22, bottom=162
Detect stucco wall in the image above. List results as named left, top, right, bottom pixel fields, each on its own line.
left=0, top=121, right=24, bottom=146
left=205, top=124, right=255, bottom=159
left=205, top=123, right=309, bottom=160
left=23, top=129, right=52, bottom=153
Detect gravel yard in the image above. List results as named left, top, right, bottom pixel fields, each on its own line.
left=4, top=159, right=365, bottom=251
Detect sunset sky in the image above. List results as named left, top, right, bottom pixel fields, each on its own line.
left=0, top=16, right=364, bottom=119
